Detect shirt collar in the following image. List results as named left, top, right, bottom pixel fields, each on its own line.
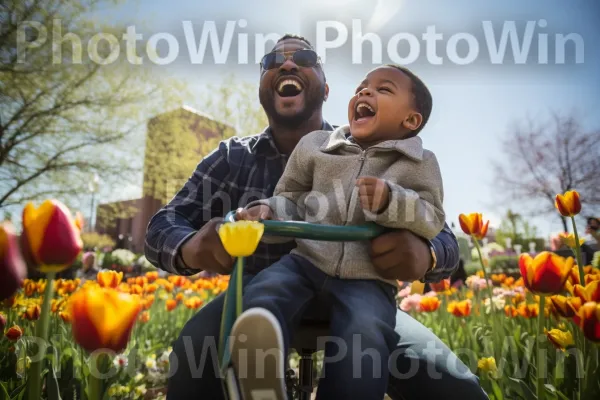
left=251, top=120, right=334, bottom=155
left=321, top=124, right=424, bottom=161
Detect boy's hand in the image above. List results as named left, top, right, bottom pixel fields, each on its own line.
left=357, top=177, right=390, bottom=213
left=235, top=205, right=273, bottom=221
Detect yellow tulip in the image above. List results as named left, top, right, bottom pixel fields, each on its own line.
left=21, top=200, right=83, bottom=273
left=68, top=286, right=141, bottom=353
left=546, top=328, right=574, bottom=351
left=218, top=221, right=264, bottom=257
left=558, top=232, right=585, bottom=249
left=555, top=190, right=581, bottom=217
left=477, top=357, right=498, bottom=376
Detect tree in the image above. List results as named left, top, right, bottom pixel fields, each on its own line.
left=0, top=0, right=186, bottom=214
left=142, top=75, right=268, bottom=203
left=493, top=111, right=600, bottom=232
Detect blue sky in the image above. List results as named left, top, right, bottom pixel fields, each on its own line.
left=91, top=0, right=600, bottom=241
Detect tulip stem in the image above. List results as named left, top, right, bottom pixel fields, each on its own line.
left=536, top=294, right=546, bottom=400
left=236, top=257, right=243, bottom=317
left=472, top=238, right=498, bottom=352
left=569, top=217, right=585, bottom=284
left=27, top=271, right=56, bottom=400
left=89, top=352, right=108, bottom=400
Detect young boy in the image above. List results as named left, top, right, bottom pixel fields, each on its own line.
left=231, top=64, right=445, bottom=400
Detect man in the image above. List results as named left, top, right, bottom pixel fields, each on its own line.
left=145, top=34, right=489, bottom=399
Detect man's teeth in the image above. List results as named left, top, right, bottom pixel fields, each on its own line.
left=356, top=103, right=374, bottom=114
left=277, top=79, right=302, bottom=92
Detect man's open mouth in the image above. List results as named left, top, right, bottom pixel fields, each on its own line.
left=276, top=77, right=304, bottom=97
left=354, top=102, right=376, bottom=121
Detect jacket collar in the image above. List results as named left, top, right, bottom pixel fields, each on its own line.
left=320, top=125, right=424, bottom=161
left=252, top=120, right=335, bottom=155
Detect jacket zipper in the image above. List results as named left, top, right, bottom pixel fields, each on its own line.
left=334, top=149, right=367, bottom=278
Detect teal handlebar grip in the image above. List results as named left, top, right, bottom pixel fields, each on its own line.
left=224, top=211, right=385, bottom=241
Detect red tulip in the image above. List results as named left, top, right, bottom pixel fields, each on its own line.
left=519, top=252, right=573, bottom=294
left=555, top=190, right=581, bottom=217
left=578, top=302, right=600, bottom=343
left=0, top=222, right=27, bottom=301
left=5, top=325, right=23, bottom=341
left=21, top=200, right=83, bottom=273
left=458, top=213, right=489, bottom=240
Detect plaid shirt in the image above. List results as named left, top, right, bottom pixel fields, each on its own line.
left=144, top=121, right=459, bottom=282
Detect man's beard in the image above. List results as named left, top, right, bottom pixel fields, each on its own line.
left=259, top=84, right=325, bottom=128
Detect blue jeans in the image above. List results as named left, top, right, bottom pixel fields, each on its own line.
left=242, top=254, right=398, bottom=399
left=166, top=266, right=489, bottom=400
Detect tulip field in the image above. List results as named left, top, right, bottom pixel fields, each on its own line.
left=1, top=193, right=600, bottom=399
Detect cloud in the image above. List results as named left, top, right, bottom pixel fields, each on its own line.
left=366, top=0, right=404, bottom=32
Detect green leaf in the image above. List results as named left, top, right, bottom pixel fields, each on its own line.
left=47, top=368, right=62, bottom=400
left=1, top=382, right=9, bottom=400
left=491, top=380, right=504, bottom=400
left=507, top=377, right=536, bottom=400
left=8, top=381, right=27, bottom=400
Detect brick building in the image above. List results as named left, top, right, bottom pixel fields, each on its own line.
left=96, top=106, right=234, bottom=253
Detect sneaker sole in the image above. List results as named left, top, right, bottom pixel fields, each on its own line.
left=230, top=308, right=288, bottom=400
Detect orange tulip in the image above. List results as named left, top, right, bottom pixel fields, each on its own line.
left=447, top=300, right=472, bottom=317
left=59, top=311, right=71, bottom=323
left=429, top=279, right=450, bottom=293
left=0, top=222, right=27, bottom=301
left=145, top=271, right=159, bottom=282
left=0, top=312, right=6, bottom=332
left=184, top=296, right=203, bottom=310
left=21, top=200, right=83, bottom=272
left=24, top=304, right=41, bottom=321
left=517, top=303, right=539, bottom=318
left=550, top=295, right=582, bottom=318
left=419, top=296, right=441, bottom=312
left=68, top=286, right=141, bottom=353
left=5, top=325, right=23, bottom=341
left=139, top=311, right=150, bottom=323
left=504, top=305, right=518, bottom=317
left=555, top=190, right=581, bottom=217
left=519, top=252, right=573, bottom=294
left=458, top=213, right=489, bottom=240
left=97, top=270, right=123, bottom=288
left=166, top=299, right=177, bottom=312
left=578, top=302, right=600, bottom=343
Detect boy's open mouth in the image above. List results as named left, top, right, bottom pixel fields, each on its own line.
left=354, top=102, right=376, bottom=122
left=275, top=77, right=304, bottom=97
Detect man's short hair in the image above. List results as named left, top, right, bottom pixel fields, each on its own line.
left=275, top=34, right=315, bottom=50
left=385, top=64, right=433, bottom=136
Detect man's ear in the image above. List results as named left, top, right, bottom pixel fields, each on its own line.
left=323, top=83, right=329, bottom=101
left=403, top=112, right=423, bottom=132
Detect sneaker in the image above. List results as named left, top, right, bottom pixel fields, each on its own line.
left=230, top=307, right=288, bottom=400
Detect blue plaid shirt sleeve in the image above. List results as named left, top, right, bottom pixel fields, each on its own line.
left=144, top=141, right=232, bottom=275
left=422, top=222, right=460, bottom=283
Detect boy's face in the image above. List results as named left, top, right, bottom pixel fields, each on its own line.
left=348, top=66, right=422, bottom=146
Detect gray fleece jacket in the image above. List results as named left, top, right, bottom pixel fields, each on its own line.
left=247, top=124, right=445, bottom=287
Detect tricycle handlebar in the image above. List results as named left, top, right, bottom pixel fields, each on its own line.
left=224, top=211, right=385, bottom=241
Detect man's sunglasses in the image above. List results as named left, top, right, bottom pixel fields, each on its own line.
left=260, top=49, right=321, bottom=70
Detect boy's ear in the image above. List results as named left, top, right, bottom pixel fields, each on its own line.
left=402, top=111, right=423, bottom=132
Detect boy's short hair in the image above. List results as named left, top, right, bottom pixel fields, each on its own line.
left=385, top=64, right=432, bottom=136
